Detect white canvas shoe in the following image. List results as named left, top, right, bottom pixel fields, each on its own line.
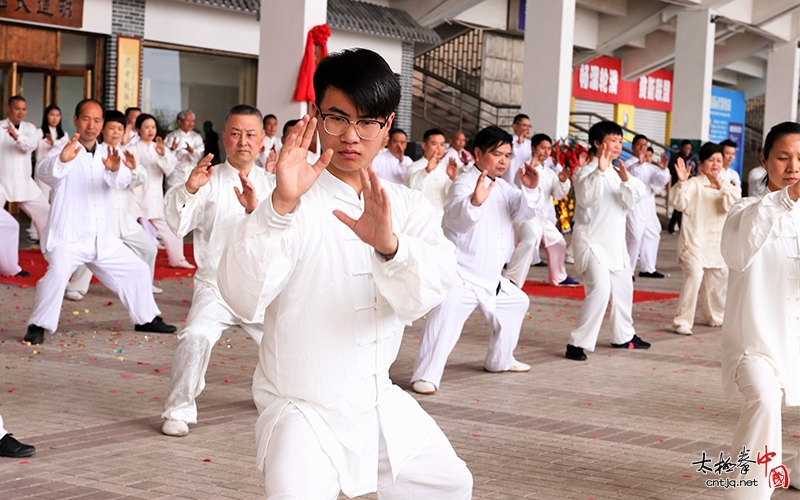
left=507, top=361, right=532, bottom=372
left=64, top=290, right=84, bottom=301
left=674, top=325, right=693, bottom=335
left=152, top=285, right=163, bottom=294
left=162, top=419, right=189, bottom=437
left=412, top=381, right=436, bottom=395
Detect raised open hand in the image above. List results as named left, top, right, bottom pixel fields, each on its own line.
left=44, top=134, right=54, bottom=146
left=184, top=143, right=194, bottom=154
left=265, top=148, right=278, bottom=174
left=102, top=147, right=122, bottom=172
left=59, top=133, right=82, bottom=163
left=612, top=159, right=630, bottom=182
left=122, top=150, right=137, bottom=170
left=558, top=165, right=572, bottom=183
left=171, top=138, right=180, bottom=151
left=425, top=155, right=438, bottom=173
left=272, top=115, right=333, bottom=216
left=658, top=151, right=669, bottom=170
left=471, top=168, right=494, bottom=206
left=596, top=143, right=614, bottom=172
left=234, top=170, right=258, bottom=214
left=675, top=157, right=690, bottom=182
left=185, top=153, right=215, bottom=194
left=6, top=123, right=18, bottom=141
left=446, top=157, right=458, bottom=180
left=705, top=171, right=722, bottom=190
left=333, top=167, right=398, bottom=258
left=122, top=124, right=134, bottom=145
left=155, top=137, right=166, bottom=156
left=519, top=163, right=540, bottom=189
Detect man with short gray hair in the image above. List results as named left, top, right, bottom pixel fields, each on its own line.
left=165, top=109, right=205, bottom=190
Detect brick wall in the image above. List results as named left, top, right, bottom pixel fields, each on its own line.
left=104, top=0, right=146, bottom=110
left=394, top=41, right=414, bottom=136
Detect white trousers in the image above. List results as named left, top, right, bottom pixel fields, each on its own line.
left=673, top=252, right=727, bottom=328
left=0, top=191, right=49, bottom=243
left=0, top=209, right=21, bottom=276
left=0, top=413, right=6, bottom=440
left=726, top=355, right=800, bottom=499
left=505, top=219, right=568, bottom=286
left=162, top=282, right=262, bottom=423
left=568, top=253, right=635, bottom=351
left=28, top=239, right=160, bottom=334
left=412, top=277, right=529, bottom=388
left=147, top=217, right=186, bottom=267
left=626, top=212, right=661, bottom=274
left=263, top=404, right=473, bottom=499
left=67, top=227, right=157, bottom=295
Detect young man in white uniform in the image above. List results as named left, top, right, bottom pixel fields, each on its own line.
left=165, top=110, right=205, bottom=190
left=23, top=99, right=176, bottom=345
left=404, top=128, right=458, bottom=222
left=721, top=122, right=800, bottom=498
left=718, top=139, right=741, bottom=188
left=624, top=134, right=671, bottom=279
left=566, top=121, right=649, bottom=361
left=411, top=126, right=541, bottom=395
left=65, top=110, right=160, bottom=300
left=0, top=96, right=50, bottom=240
left=160, top=105, right=273, bottom=437
left=501, top=113, right=532, bottom=184
left=505, top=133, right=578, bottom=287
left=372, top=128, right=412, bottom=184
left=254, top=114, right=282, bottom=169
left=217, top=49, right=472, bottom=499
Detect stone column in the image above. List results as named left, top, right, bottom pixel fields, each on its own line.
left=671, top=9, right=715, bottom=142
left=763, top=38, right=800, bottom=137
left=521, top=0, right=576, bottom=139
left=104, top=0, right=145, bottom=110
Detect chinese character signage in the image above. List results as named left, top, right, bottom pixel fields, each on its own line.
left=572, top=56, right=673, bottom=112
left=116, top=36, right=141, bottom=111
left=0, top=0, right=83, bottom=28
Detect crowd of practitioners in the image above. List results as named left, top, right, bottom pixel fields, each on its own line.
left=0, top=48, right=798, bottom=499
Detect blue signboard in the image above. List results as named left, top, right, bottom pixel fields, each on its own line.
left=708, top=86, right=746, bottom=176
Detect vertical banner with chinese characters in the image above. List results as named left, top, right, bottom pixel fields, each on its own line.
left=0, top=0, right=83, bottom=28
left=116, top=36, right=141, bottom=112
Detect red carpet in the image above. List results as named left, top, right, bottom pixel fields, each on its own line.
left=522, top=280, right=678, bottom=303
left=0, top=244, right=197, bottom=288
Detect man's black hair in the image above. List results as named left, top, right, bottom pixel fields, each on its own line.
left=314, top=48, right=400, bottom=119
left=75, top=98, right=104, bottom=119
left=473, top=125, right=513, bottom=154
left=513, top=114, right=529, bottom=125
left=647, top=146, right=654, bottom=153
left=632, top=134, right=648, bottom=146
left=587, top=121, right=623, bottom=154
left=423, top=128, right=445, bottom=142
left=135, top=113, right=158, bottom=131
left=283, top=119, right=300, bottom=137
left=720, top=139, right=737, bottom=149
left=698, top=142, right=723, bottom=163
left=125, top=107, right=141, bottom=117
left=225, top=104, right=262, bottom=127
left=680, top=139, right=692, bottom=147
left=763, top=121, right=800, bottom=159
left=8, top=95, right=25, bottom=107
left=41, top=104, right=65, bottom=140
left=388, top=128, right=407, bottom=141
left=530, top=133, right=553, bottom=149
left=263, top=114, right=277, bottom=124
left=104, top=110, right=126, bottom=129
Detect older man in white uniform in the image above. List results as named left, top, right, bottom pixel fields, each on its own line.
left=161, top=105, right=273, bottom=437
left=218, top=49, right=472, bottom=499
left=411, top=126, right=541, bottom=395
left=404, top=128, right=458, bottom=222
left=0, top=96, right=49, bottom=240
left=165, top=110, right=205, bottom=190
left=372, top=128, right=412, bottom=184
left=23, top=99, right=176, bottom=345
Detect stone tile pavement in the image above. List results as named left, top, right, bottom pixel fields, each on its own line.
left=1, top=231, right=798, bottom=499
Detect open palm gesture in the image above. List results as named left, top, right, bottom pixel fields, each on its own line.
left=333, top=167, right=398, bottom=257
left=185, top=153, right=215, bottom=194
left=674, top=157, right=690, bottom=182
left=471, top=169, right=494, bottom=206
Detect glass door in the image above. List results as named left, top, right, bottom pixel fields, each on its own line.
left=48, top=70, right=92, bottom=136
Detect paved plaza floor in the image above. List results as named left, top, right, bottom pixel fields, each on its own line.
left=1, top=230, right=799, bottom=499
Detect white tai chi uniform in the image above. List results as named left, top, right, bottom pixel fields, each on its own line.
left=718, top=166, right=741, bottom=188
left=28, top=143, right=161, bottom=335
left=0, top=184, right=22, bottom=276
left=0, top=119, right=50, bottom=239
left=67, top=150, right=157, bottom=295
left=164, top=129, right=205, bottom=190
left=161, top=161, right=272, bottom=424
left=505, top=164, right=571, bottom=286
left=404, top=156, right=453, bottom=223
left=217, top=169, right=471, bottom=499
left=34, top=127, right=68, bottom=202
left=129, top=141, right=187, bottom=266
left=568, top=158, right=645, bottom=351
left=372, top=149, right=412, bottom=185
left=624, top=157, right=670, bottom=275
left=748, top=166, right=767, bottom=197
left=254, top=135, right=282, bottom=169
left=412, top=165, right=542, bottom=388
left=0, top=413, right=5, bottom=439
left=721, top=188, right=800, bottom=498
left=501, top=135, right=531, bottom=185
left=443, top=147, right=473, bottom=175
left=668, top=174, right=740, bottom=329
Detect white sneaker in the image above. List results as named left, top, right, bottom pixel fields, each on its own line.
left=507, top=361, right=532, bottom=372
left=565, top=255, right=574, bottom=264
left=64, top=290, right=84, bottom=301
left=152, top=285, right=163, bottom=294
left=162, top=419, right=189, bottom=437
left=674, top=325, right=693, bottom=335
left=412, top=380, right=436, bottom=395
left=173, top=260, right=195, bottom=269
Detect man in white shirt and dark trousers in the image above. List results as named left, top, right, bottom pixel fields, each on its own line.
left=217, top=49, right=472, bottom=499
left=0, top=96, right=50, bottom=241
left=160, top=105, right=273, bottom=437
left=625, top=134, right=671, bottom=279
left=165, top=109, right=205, bottom=190
left=412, top=126, right=542, bottom=395
left=501, top=113, right=532, bottom=185
left=371, top=128, right=412, bottom=184
left=23, top=99, right=176, bottom=345
left=404, top=128, right=458, bottom=222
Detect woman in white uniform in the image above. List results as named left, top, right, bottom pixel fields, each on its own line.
left=721, top=121, right=800, bottom=499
